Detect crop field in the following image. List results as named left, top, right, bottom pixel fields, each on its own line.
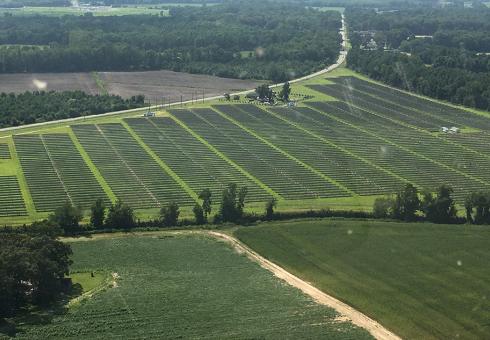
left=2, top=71, right=490, bottom=221
left=0, top=70, right=262, bottom=101
left=235, top=219, right=490, bottom=339
left=13, top=234, right=371, bottom=339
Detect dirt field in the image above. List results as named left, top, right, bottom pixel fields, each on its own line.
left=0, top=73, right=99, bottom=94
left=0, top=70, right=263, bottom=102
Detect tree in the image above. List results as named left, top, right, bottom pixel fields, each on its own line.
left=48, top=201, right=82, bottom=234
left=392, top=183, right=420, bottom=221
left=160, top=202, right=180, bottom=227
left=265, top=197, right=277, bottom=220
left=255, top=84, right=274, bottom=102
left=464, top=191, right=490, bottom=224
left=373, top=196, right=394, bottom=218
left=279, top=81, right=291, bottom=102
left=219, top=183, right=248, bottom=222
left=421, top=185, right=457, bottom=223
left=232, top=94, right=240, bottom=101
left=199, top=188, right=212, bottom=221
left=105, top=200, right=135, bottom=229
left=0, top=232, right=72, bottom=318
left=90, top=198, right=106, bottom=229
left=193, top=203, right=205, bottom=225
left=224, top=93, right=231, bottom=101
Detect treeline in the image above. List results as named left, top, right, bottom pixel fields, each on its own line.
left=0, top=2, right=341, bottom=82
left=11, top=181, right=490, bottom=239
left=346, top=5, right=490, bottom=111
left=0, top=228, right=72, bottom=319
left=0, top=91, right=145, bottom=127
left=374, top=183, right=490, bottom=225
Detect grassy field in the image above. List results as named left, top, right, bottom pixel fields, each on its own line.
left=235, top=219, right=490, bottom=339
left=6, top=233, right=371, bottom=339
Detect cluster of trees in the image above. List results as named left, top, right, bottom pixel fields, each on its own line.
left=374, top=183, right=490, bottom=225
left=0, top=2, right=341, bottom=82
left=0, top=91, right=145, bottom=128
left=0, top=228, right=72, bottom=318
left=46, top=183, right=266, bottom=233
left=346, top=6, right=490, bottom=111
left=42, top=181, right=289, bottom=234
left=244, top=82, right=291, bottom=104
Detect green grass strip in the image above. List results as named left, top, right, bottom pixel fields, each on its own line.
left=167, top=112, right=281, bottom=200
left=92, top=72, right=108, bottom=95
left=213, top=107, right=355, bottom=197
left=309, top=104, right=490, bottom=188
left=7, top=136, right=36, bottom=216
left=264, top=107, right=412, bottom=188
left=121, top=120, right=199, bottom=202
left=68, top=128, right=117, bottom=204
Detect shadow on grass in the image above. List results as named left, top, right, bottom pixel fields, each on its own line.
left=0, top=283, right=83, bottom=337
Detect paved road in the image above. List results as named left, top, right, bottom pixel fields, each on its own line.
left=0, top=14, right=347, bottom=135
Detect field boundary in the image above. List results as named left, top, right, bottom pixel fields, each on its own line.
left=208, top=230, right=401, bottom=340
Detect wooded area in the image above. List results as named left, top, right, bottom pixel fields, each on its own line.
left=346, top=5, right=490, bottom=111
left=0, top=2, right=341, bottom=82
left=0, top=91, right=144, bottom=127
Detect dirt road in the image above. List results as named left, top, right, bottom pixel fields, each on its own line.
left=208, top=231, right=401, bottom=340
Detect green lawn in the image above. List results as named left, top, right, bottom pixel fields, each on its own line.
left=9, top=233, right=371, bottom=339
left=235, top=219, right=490, bottom=339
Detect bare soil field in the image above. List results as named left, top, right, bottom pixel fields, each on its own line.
left=0, top=70, right=263, bottom=101
left=0, top=73, right=99, bottom=94
left=99, top=70, right=262, bottom=102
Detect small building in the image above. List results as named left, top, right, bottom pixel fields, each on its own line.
left=449, top=126, right=460, bottom=134
left=441, top=127, right=449, bottom=133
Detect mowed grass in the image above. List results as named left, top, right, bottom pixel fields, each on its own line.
left=13, top=234, right=371, bottom=339
left=235, top=219, right=490, bottom=339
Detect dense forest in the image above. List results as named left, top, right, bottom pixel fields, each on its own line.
left=346, top=4, right=490, bottom=111
left=0, top=91, right=144, bottom=127
left=0, top=2, right=341, bottom=82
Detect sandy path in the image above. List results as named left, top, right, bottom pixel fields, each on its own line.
left=208, top=231, right=401, bottom=340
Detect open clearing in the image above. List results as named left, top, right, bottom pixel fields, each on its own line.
left=9, top=233, right=371, bottom=339
left=235, top=219, right=490, bottom=339
left=0, top=70, right=262, bottom=101
left=2, top=69, right=490, bottom=223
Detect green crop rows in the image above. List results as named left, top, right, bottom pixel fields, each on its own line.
left=235, top=219, right=490, bottom=339
left=0, top=143, right=10, bottom=159
left=72, top=123, right=193, bottom=208
left=0, top=176, right=26, bottom=216
left=15, top=235, right=371, bottom=339
left=125, top=117, right=269, bottom=202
